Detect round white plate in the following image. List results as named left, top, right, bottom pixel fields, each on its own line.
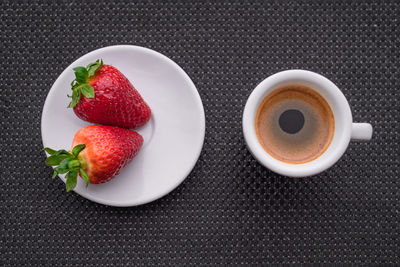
left=41, top=45, right=205, bottom=207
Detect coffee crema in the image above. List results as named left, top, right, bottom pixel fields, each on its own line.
left=255, top=85, right=335, bottom=164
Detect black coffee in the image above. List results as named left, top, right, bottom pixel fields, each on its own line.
left=278, top=109, right=305, bottom=134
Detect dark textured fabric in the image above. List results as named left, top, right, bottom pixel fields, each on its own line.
left=1, top=1, right=399, bottom=266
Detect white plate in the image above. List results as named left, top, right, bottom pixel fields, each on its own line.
left=41, top=45, right=205, bottom=207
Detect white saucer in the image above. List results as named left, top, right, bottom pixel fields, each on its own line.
left=41, top=45, right=205, bottom=207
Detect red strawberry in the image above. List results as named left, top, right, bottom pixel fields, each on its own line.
left=67, top=60, right=151, bottom=129
left=44, top=125, right=143, bottom=191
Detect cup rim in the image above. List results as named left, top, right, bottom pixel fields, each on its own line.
left=242, top=70, right=352, bottom=177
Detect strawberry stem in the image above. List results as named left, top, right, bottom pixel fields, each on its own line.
left=67, top=59, right=103, bottom=108
left=44, top=144, right=91, bottom=191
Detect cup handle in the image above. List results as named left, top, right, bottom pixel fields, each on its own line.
left=351, top=123, right=373, bottom=141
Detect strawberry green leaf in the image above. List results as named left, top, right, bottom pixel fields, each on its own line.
left=67, top=88, right=82, bottom=108
left=67, top=159, right=80, bottom=170
left=79, top=84, right=95, bottom=99
left=44, top=146, right=86, bottom=191
left=44, top=147, right=56, bottom=155
left=70, top=80, right=77, bottom=87
left=45, top=155, right=69, bottom=166
left=71, top=144, right=86, bottom=157
left=87, top=59, right=103, bottom=77
left=54, top=149, right=73, bottom=157
left=66, top=171, right=78, bottom=192
left=80, top=169, right=90, bottom=187
left=86, top=62, right=97, bottom=69
left=67, top=100, right=75, bottom=108
left=68, top=59, right=103, bottom=107
left=56, top=158, right=74, bottom=174
left=73, top=67, right=88, bottom=84
left=56, top=168, right=68, bottom=174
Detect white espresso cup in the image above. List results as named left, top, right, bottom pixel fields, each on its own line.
left=243, top=70, right=373, bottom=177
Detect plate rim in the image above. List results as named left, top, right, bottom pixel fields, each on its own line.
left=41, top=45, right=206, bottom=207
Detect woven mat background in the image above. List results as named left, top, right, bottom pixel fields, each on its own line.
left=1, top=0, right=399, bottom=266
